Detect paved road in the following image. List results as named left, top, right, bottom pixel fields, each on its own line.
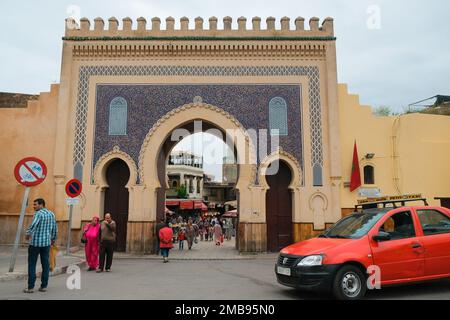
left=0, top=259, right=449, bottom=300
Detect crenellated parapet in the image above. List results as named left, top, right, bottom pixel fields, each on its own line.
left=64, top=16, right=335, bottom=39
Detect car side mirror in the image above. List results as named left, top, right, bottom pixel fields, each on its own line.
left=373, top=231, right=391, bottom=242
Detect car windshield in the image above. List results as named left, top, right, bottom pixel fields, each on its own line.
left=321, top=211, right=387, bottom=239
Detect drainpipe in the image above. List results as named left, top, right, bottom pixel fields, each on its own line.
left=391, top=115, right=402, bottom=194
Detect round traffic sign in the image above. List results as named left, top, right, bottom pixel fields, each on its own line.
left=65, top=179, right=82, bottom=198
left=14, top=157, right=47, bottom=187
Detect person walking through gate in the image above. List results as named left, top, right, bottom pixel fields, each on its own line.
left=214, top=221, right=223, bottom=246
left=82, top=216, right=101, bottom=271
left=155, top=218, right=166, bottom=255
left=97, top=213, right=116, bottom=273
left=198, top=219, right=204, bottom=241
left=203, top=219, right=210, bottom=241
left=208, top=220, right=214, bottom=242
left=224, top=218, right=233, bottom=241
left=178, top=227, right=186, bottom=250
left=159, top=221, right=174, bottom=263
left=23, top=198, right=58, bottom=293
left=186, top=219, right=195, bottom=250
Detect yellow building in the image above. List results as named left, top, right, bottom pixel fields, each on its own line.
left=1, top=16, right=449, bottom=253
left=338, top=84, right=450, bottom=215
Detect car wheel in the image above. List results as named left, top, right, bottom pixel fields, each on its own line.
left=332, top=265, right=367, bottom=300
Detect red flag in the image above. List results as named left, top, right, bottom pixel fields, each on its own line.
left=350, top=141, right=362, bottom=192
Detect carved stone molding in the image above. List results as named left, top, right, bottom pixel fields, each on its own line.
left=93, top=145, right=138, bottom=187
left=259, top=147, right=303, bottom=189
left=138, top=102, right=257, bottom=185
left=70, top=43, right=328, bottom=59
left=54, top=175, right=66, bottom=185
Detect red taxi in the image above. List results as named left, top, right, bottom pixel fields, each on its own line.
left=275, top=198, right=450, bottom=300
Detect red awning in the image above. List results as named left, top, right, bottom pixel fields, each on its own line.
left=166, top=200, right=180, bottom=206
left=201, top=203, right=208, bottom=211
left=180, top=200, right=194, bottom=210
left=194, top=200, right=203, bottom=209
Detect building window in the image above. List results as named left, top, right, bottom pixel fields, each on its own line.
left=364, top=165, right=375, bottom=185
left=172, top=180, right=178, bottom=188
left=109, top=97, right=128, bottom=135
left=313, top=164, right=323, bottom=187
left=269, top=97, right=288, bottom=136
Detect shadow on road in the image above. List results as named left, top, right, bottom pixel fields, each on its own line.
left=278, top=278, right=450, bottom=300
left=366, top=278, right=450, bottom=300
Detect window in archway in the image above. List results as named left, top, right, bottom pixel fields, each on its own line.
left=269, top=97, right=288, bottom=136
left=172, top=180, right=178, bottom=188
left=109, top=97, right=128, bottom=135
left=364, top=165, right=375, bottom=185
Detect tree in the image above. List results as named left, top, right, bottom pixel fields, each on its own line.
left=177, top=184, right=187, bottom=198
left=373, top=106, right=392, bottom=116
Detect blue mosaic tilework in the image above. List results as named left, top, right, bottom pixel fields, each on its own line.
left=93, top=84, right=302, bottom=184
left=72, top=65, right=323, bottom=184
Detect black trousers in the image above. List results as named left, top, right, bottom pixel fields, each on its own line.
left=99, top=240, right=115, bottom=270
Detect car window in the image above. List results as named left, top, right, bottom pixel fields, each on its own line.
left=417, top=209, right=450, bottom=236
left=379, top=211, right=416, bottom=240
left=324, top=211, right=386, bottom=239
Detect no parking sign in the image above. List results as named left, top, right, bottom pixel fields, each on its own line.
left=14, top=157, right=47, bottom=187
left=65, top=179, right=82, bottom=255
left=65, top=179, right=82, bottom=198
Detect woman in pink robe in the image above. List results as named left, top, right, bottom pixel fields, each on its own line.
left=83, top=216, right=101, bottom=271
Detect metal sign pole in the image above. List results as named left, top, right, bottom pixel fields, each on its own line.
left=66, top=204, right=73, bottom=256
left=9, top=186, right=31, bottom=273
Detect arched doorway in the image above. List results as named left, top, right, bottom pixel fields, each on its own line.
left=104, top=159, right=130, bottom=252
left=156, top=121, right=240, bottom=252
left=266, top=160, right=293, bottom=252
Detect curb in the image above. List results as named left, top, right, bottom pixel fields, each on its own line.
left=0, top=259, right=86, bottom=283
left=71, top=254, right=278, bottom=261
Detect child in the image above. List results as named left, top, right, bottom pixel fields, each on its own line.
left=178, top=228, right=186, bottom=250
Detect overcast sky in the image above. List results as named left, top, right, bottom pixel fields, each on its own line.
left=1, top=0, right=449, bottom=178
left=1, top=0, right=449, bottom=111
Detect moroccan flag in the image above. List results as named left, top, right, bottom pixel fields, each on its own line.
left=350, top=141, right=362, bottom=192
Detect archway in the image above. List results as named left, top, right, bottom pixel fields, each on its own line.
left=265, top=160, right=293, bottom=252
left=157, top=121, right=240, bottom=252
left=104, top=158, right=130, bottom=252
left=139, top=102, right=257, bottom=253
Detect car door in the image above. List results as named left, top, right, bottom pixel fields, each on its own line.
left=369, top=209, right=425, bottom=283
left=413, top=207, right=450, bottom=277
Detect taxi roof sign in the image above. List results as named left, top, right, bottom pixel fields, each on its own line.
left=355, top=194, right=428, bottom=211
left=357, top=194, right=423, bottom=205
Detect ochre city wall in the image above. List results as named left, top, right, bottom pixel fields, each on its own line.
left=0, top=85, right=59, bottom=245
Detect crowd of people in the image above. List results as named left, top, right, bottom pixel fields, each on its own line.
left=155, top=215, right=236, bottom=262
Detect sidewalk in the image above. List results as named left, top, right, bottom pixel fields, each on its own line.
left=0, top=245, right=85, bottom=282
left=72, top=237, right=279, bottom=261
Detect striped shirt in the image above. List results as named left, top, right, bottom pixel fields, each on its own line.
left=26, top=208, right=58, bottom=247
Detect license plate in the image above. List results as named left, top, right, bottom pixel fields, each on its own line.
left=277, top=266, right=291, bottom=276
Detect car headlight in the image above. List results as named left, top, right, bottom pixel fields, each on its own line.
left=297, top=255, right=323, bottom=266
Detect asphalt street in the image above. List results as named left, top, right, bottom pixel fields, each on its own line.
left=1, top=259, right=449, bottom=300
